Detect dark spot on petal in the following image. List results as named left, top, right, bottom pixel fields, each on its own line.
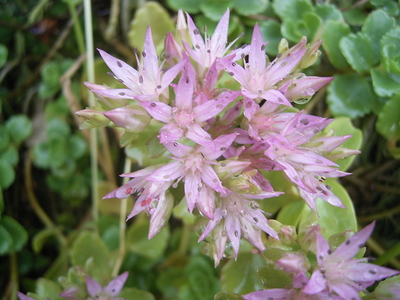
left=261, top=44, right=265, bottom=51
left=345, top=240, right=351, bottom=245
left=316, top=159, right=323, bottom=164
left=173, top=142, right=178, bottom=147
left=193, top=28, right=200, bottom=35
left=234, top=230, right=238, bottom=237
left=195, top=44, right=200, bottom=49
left=207, top=49, right=211, bottom=53
left=221, top=163, right=227, bottom=167
left=281, top=62, right=287, bottom=66
left=117, top=61, right=122, bottom=68
left=235, top=106, right=240, bottom=111
left=253, top=217, right=258, bottom=223
left=220, top=147, right=226, bottom=151
left=327, top=249, right=332, bottom=254
left=142, top=51, right=146, bottom=57
left=300, top=119, right=309, bottom=125
left=119, top=92, right=126, bottom=96
left=151, top=103, right=157, bottom=107
left=228, top=72, right=234, bottom=76
left=369, top=269, right=377, bottom=274
left=157, top=85, right=162, bottom=89
left=139, top=75, right=144, bottom=84
left=278, top=97, right=283, bottom=102
left=232, top=62, right=236, bottom=67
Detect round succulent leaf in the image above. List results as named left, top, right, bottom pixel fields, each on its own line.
left=70, top=231, right=112, bottom=279
left=376, top=95, right=400, bottom=140
left=44, top=96, right=70, bottom=120
left=272, top=0, right=313, bottom=20
left=221, top=252, right=265, bottom=294
left=0, top=44, right=8, bottom=68
left=233, top=0, right=269, bottom=16
left=126, top=217, right=170, bottom=260
left=343, top=8, right=367, bottom=26
left=68, top=134, right=87, bottom=159
left=48, top=137, right=69, bottom=168
left=5, top=114, right=32, bottom=145
left=40, top=61, right=60, bottom=87
left=371, top=0, right=400, bottom=17
left=257, top=263, right=292, bottom=288
left=281, top=12, right=321, bottom=42
left=0, top=160, right=15, bottom=189
left=323, top=117, right=363, bottom=172
left=128, top=2, right=174, bottom=53
left=339, top=32, right=375, bottom=73
left=0, top=125, right=10, bottom=152
left=371, top=67, right=400, bottom=98
left=35, top=278, right=64, bottom=300
left=33, top=141, right=51, bottom=168
left=277, top=200, right=307, bottom=226
left=214, top=291, right=245, bottom=300
left=321, top=20, right=350, bottom=69
left=0, top=145, right=18, bottom=167
left=46, top=118, right=71, bottom=140
left=0, top=216, right=28, bottom=252
left=156, top=267, right=186, bottom=298
left=362, top=9, right=395, bottom=62
left=327, top=73, right=376, bottom=118
left=259, top=20, right=282, bottom=57
left=199, top=0, right=234, bottom=21
left=380, top=27, right=400, bottom=75
left=0, top=224, right=13, bottom=254
left=314, top=3, right=343, bottom=23
left=118, top=288, right=155, bottom=300
left=299, top=179, right=357, bottom=239
left=166, top=0, right=200, bottom=13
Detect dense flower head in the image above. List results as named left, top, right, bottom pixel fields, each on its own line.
left=79, top=9, right=360, bottom=265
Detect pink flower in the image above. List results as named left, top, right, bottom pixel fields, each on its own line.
left=198, top=193, right=280, bottom=265
left=221, top=24, right=307, bottom=105
left=140, top=63, right=237, bottom=149
left=85, top=272, right=129, bottom=300
left=303, top=222, right=400, bottom=299
left=87, top=27, right=186, bottom=103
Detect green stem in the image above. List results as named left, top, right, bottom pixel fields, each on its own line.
left=375, top=241, right=400, bottom=267
left=10, top=253, right=17, bottom=300
left=178, top=223, right=190, bottom=255
left=84, top=0, right=98, bottom=222
left=112, top=158, right=131, bottom=276
left=68, top=3, right=86, bottom=55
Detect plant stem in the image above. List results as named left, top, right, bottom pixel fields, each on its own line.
left=68, top=3, right=86, bottom=55
left=112, top=158, right=131, bottom=277
left=179, top=223, right=190, bottom=255
left=9, top=253, right=18, bottom=300
left=375, top=241, right=400, bottom=267
left=84, top=0, right=99, bottom=222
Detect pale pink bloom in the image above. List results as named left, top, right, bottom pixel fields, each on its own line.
left=221, top=24, right=307, bottom=105
left=303, top=222, right=400, bottom=299
left=88, top=27, right=186, bottom=103
left=198, top=193, right=280, bottom=265
left=103, top=166, right=173, bottom=238
left=85, top=272, right=128, bottom=300
left=145, top=133, right=239, bottom=220
left=140, top=63, right=237, bottom=149
left=103, top=105, right=150, bottom=132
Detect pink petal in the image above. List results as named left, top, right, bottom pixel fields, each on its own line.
left=302, top=269, right=326, bottom=294
left=142, top=27, right=159, bottom=83
left=159, top=123, right=184, bottom=143
left=146, top=161, right=184, bottom=182
left=86, top=275, right=102, bottom=297
left=185, top=123, right=215, bottom=150
left=140, top=101, right=172, bottom=123
left=201, top=164, right=225, bottom=194
left=104, top=271, right=129, bottom=296
left=200, top=133, right=238, bottom=160
left=174, top=63, right=196, bottom=110
left=184, top=171, right=201, bottom=212
left=249, top=23, right=266, bottom=72
left=163, top=141, right=193, bottom=158
left=210, top=9, right=229, bottom=54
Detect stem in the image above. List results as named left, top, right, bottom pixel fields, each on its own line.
left=105, top=0, right=120, bottom=42
left=9, top=253, right=18, bottom=300
left=375, top=241, right=400, bottom=267
left=24, top=152, right=67, bottom=246
left=178, top=223, right=190, bottom=255
left=84, top=0, right=99, bottom=221
left=358, top=204, right=400, bottom=222
left=366, top=236, right=400, bottom=269
left=68, top=3, right=86, bottom=55
left=112, top=158, right=131, bottom=277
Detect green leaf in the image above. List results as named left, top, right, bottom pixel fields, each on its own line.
left=126, top=217, right=170, bottom=260
left=327, top=73, right=376, bottom=118
left=362, top=9, right=395, bottom=64
left=199, top=0, right=234, bottom=21
left=221, top=252, right=264, bottom=294
left=48, top=138, right=68, bottom=168
left=321, top=20, right=350, bottom=69
left=36, top=278, right=63, bottom=300
left=371, top=67, right=400, bottom=98
left=340, top=33, right=374, bottom=73
left=0, top=160, right=15, bottom=189
left=70, top=231, right=112, bottom=279
left=33, top=142, right=50, bottom=168
left=0, top=190, right=3, bottom=215
left=0, top=224, right=13, bottom=255
left=68, top=135, right=87, bottom=159
left=380, top=27, right=400, bottom=75
left=272, top=0, right=313, bottom=20
left=166, top=0, right=200, bottom=14
left=343, top=8, right=367, bottom=26
left=233, top=0, right=269, bottom=16
left=300, top=179, right=357, bottom=239
left=5, top=115, right=32, bottom=145
left=128, top=2, right=174, bottom=53
left=0, top=44, right=8, bottom=68
left=371, top=0, right=400, bottom=17
left=258, top=20, right=282, bottom=57
left=314, top=3, right=343, bottom=23
left=0, top=216, right=28, bottom=252
left=281, top=12, right=321, bottom=42
left=323, top=117, right=363, bottom=172
left=0, top=145, right=18, bottom=167
left=214, top=291, right=245, bottom=300
left=256, top=263, right=292, bottom=288
left=0, top=125, right=10, bottom=152
left=118, top=287, right=155, bottom=300
left=277, top=200, right=306, bottom=226
left=376, top=95, right=400, bottom=140
left=46, top=118, right=71, bottom=139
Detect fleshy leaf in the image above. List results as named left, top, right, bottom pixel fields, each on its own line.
left=371, top=67, right=400, bottom=98
left=166, top=0, right=200, bottom=14
left=199, top=0, right=234, bottom=21
left=380, top=27, right=400, bottom=75
left=233, top=0, right=269, bottom=16
left=339, top=32, right=374, bottom=73
left=376, top=95, right=400, bottom=140
left=272, top=0, right=313, bottom=20
left=259, top=20, right=282, bottom=56
left=5, top=115, right=32, bottom=145
left=0, top=216, right=28, bottom=252
left=327, top=73, right=376, bottom=118
left=35, top=278, right=64, bottom=300
left=221, top=252, right=265, bottom=294
left=321, top=20, right=351, bottom=69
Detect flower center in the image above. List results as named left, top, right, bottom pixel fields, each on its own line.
left=174, top=108, right=195, bottom=128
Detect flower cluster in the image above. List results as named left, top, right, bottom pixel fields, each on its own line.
left=242, top=222, right=400, bottom=300
left=79, top=9, right=358, bottom=265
